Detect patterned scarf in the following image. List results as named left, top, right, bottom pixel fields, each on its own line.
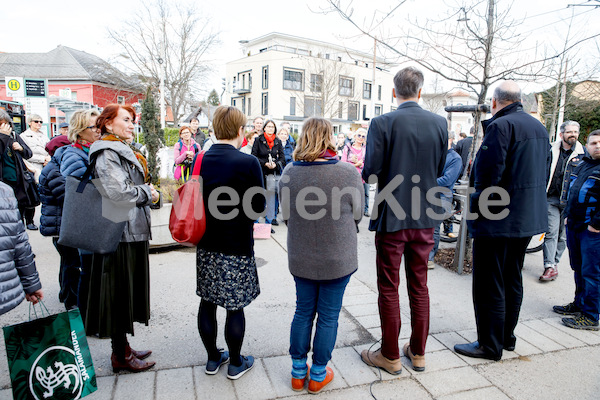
left=73, top=139, right=91, bottom=153
left=264, top=132, right=276, bottom=149
left=102, top=134, right=151, bottom=183
left=319, top=148, right=339, bottom=160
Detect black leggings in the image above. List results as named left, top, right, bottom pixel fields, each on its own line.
left=198, top=299, right=245, bottom=366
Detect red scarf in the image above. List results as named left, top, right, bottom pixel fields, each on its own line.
left=319, top=148, right=339, bottom=160
left=264, top=132, right=276, bottom=149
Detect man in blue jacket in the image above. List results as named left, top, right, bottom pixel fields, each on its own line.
left=553, top=130, right=600, bottom=331
left=428, top=143, right=462, bottom=268
left=455, top=81, right=549, bottom=361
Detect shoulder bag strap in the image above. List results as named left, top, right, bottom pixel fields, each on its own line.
left=190, top=150, right=206, bottom=180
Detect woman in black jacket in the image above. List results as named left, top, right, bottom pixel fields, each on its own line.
left=0, top=110, right=35, bottom=222
left=251, top=119, right=285, bottom=228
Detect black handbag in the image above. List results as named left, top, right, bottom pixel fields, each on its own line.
left=58, top=154, right=127, bottom=254
left=22, top=169, right=41, bottom=208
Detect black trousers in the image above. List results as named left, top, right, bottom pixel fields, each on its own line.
left=472, top=236, right=530, bottom=357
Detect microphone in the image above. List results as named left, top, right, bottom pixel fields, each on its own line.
left=444, top=104, right=490, bottom=113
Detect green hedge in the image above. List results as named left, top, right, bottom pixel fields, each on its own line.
left=136, top=127, right=209, bottom=147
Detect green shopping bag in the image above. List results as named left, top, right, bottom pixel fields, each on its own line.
left=2, top=305, right=97, bottom=400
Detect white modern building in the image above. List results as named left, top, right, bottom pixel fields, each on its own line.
left=224, top=32, right=397, bottom=135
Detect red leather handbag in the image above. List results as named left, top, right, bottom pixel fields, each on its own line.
left=169, top=151, right=206, bottom=246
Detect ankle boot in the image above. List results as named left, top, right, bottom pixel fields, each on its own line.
left=111, top=348, right=156, bottom=373
left=125, top=344, right=152, bottom=360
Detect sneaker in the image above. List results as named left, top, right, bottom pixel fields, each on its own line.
left=364, top=211, right=370, bottom=217
left=291, top=363, right=309, bottom=392
left=539, top=267, right=558, bottom=281
left=227, top=355, right=254, bottom=380
left=307, top=367, right=334, bottom=394
left=427, top=260, right=435, bottom=269
left=271, top=220, right=279, bottom=226
left=562, top=315, right=599, bottom=331
left=26, top=223, right=38, bottom=231
left=361, top=348, right=402, bottom=375
left=205, top=350, right=229, bottom=375
left=403, top=342, right=425, bottom=372
left=553, top=302, right=581, bottom=316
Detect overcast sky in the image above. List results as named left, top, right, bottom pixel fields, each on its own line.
left=2, top=0, right=598, bottom=98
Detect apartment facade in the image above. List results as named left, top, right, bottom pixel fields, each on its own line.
left=224, top=33, right=397, bottom=134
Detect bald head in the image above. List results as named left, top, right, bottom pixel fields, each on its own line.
left=491, top=81, right=521, bottom=115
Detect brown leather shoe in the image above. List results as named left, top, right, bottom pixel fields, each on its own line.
left=403, top=342, right=425, bottom=371
left=539, top=267, right=558, bottom=281
left=127, top=345, right=152, bottom=360
left=361, top=348, right=402, bottom=375
left=111, top=352, right=156, bottom=373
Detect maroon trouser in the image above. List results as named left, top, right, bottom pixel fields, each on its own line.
left=375, top=228, right=434, bottom=359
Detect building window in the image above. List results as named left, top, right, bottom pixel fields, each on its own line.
left=304, top=96, right=322, bottom=117
left=262, top=66, right=268, bottom=89
left=283, top=68, right=304, bottom=91
left=375, top=105, right=382, bottom=116
left=378, top=85, right=382, bottom=101
left=348, top=101, right=359, bottom=120
left=363, top=104, right=367, bottom=120
left=262, top=93, right=268, bottom=115
left=363, top=81, right=372, bottom=100
left=117, top=96, right=125, bottom=105
left=339, top=76, right=354, bottom=97
left=325, top=54, right=330, bottom=59
left=338, top=101, right=343, bottom=119
left=290, top=97, right=296, bottom=116
left=241, top=97, right=246, bottom=114
left=248, top=98, right=252, bottom=116
left=309, top=74, right=323, bottom=92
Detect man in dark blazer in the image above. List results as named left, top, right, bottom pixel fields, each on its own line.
left=455, top=81, right=549, bottom=361
left=360, top=67, right=448, bottom=374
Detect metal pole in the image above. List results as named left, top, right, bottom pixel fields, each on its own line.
left=371, top=37, right=376, bottom=120
left=556, top=58, right=568, bottom=138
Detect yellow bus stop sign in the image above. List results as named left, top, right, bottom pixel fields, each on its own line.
left=7, top=79, right=20, bottom=91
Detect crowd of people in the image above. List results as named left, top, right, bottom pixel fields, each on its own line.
left=0, top=65, right=598, bottom=396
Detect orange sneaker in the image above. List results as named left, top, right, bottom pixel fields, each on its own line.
left=307, top=367, right=334, bottom=394
left=291, top=364, right=309, bottom=392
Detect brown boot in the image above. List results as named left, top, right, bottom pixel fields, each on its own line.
left=403, top=342, right=425, bottom=371
left=361, top=348, right=402, bottom=375
left=111, top=349, right=156, bottom=373
left=126, top=344, right=152, bottom=360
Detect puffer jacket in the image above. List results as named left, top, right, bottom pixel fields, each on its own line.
left=39, top=146, right=68, bottom=237
left=60, top=145, right=90, bottom=179
left=0, top=182, right=41, bottom=316
left=89, top=140, right=152, bottom=242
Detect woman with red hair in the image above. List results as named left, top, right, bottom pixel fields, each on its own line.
left=84, top=104, right=159, bottom=373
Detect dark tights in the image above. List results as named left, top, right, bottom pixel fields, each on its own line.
left=111, top=332, right=128, bottom=361
left=198, top=299, right=245, bottom=366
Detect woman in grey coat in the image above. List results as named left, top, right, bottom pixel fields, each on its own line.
left=0, top=181, right=43, bottom=316
left=279, top=117, right=363, bottom=394
left=84, top=104, right=159, bottom=374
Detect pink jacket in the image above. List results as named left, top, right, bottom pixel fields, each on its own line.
left=173, top=139, right=199, bottom=180
left=341, top=144, right=366, bottom=182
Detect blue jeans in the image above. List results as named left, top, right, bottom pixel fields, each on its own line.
left=543, top=196, right=567, bottom=268
left=429, top=197, right=452, bottom=261
left=566, top=226, right=600, bottom=322
left=265, top=174, right=279, bottom=223
left=290, top=275, right=351, bottom=382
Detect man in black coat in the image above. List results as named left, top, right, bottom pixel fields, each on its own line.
left=454, top=126, right=474, bottom=179
left=455, top=81, right=549, bottom=361
left=361, top=67, right=447, bottom=374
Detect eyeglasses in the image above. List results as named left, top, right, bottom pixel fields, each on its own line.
left=356, top=134, right=366, bottom=138
left=32, top=120, right=43, bottom=124
left=87, top=126, right=99, bottom=132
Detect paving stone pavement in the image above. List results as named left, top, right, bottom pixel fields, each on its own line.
left=1, top=212, right=599, bottom=399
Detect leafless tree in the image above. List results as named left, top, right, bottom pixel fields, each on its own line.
left=108, top=0, right=220, bottom=125
left=421, top=76, right=450, bottom=116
